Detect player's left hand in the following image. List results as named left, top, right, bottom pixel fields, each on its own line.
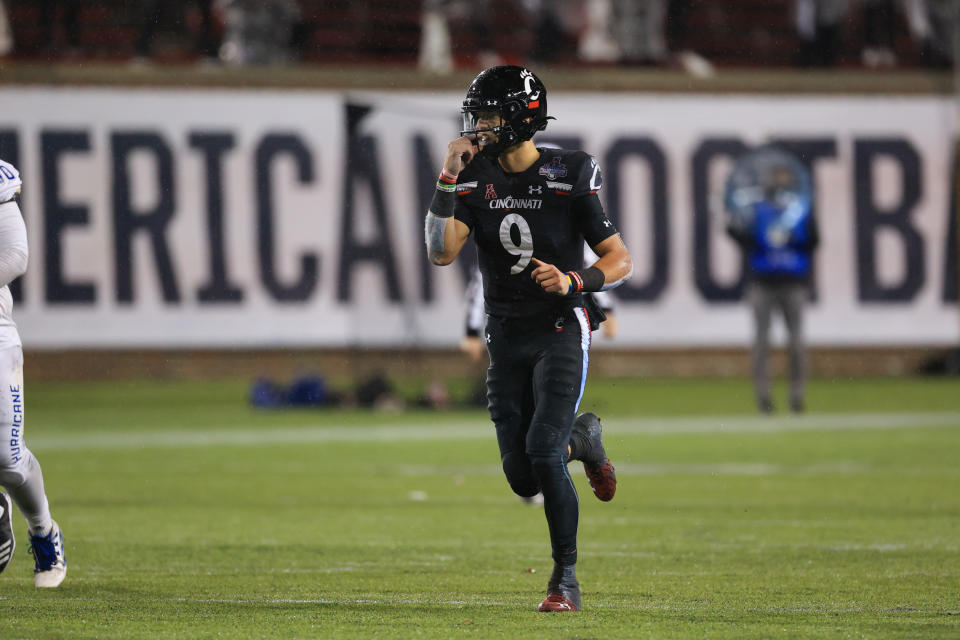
left=531, top=258, right=570, bottom=296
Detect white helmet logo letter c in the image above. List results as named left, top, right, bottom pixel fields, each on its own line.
left=520, top=69, right=540, bottom=101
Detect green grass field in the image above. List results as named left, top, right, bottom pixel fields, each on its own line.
left=3, top=376, right=959, bottom=639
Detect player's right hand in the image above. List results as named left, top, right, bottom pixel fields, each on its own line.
left=443, top=136, right=480, bottom=175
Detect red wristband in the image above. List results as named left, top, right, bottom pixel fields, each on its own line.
left=438, top=168, right=458, bottom=185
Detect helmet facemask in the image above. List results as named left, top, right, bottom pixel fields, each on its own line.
left=460, top=66, right=551, bottom=158
left=461, top=101, right=525, bottom=157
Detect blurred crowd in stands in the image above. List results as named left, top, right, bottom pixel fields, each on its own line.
left=0, top=0, right=955, bottom=71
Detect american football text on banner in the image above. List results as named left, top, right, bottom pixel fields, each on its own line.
left=0, top=88, right=955, bottom=347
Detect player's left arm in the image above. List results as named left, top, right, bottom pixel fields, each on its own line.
left=573, top=153, right=632, bottom=291
left=530, top=235, right=632, bottom=296
left=531, top=154, right=633, bottom=295
left=583, top=233, right=632, bottom=291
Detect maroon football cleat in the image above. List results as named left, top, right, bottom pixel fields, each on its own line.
left=584, top=458, right=617, bottom=502
left=538, top=593, right=579, bottom=612
left=538, top=563, right=581, bottom=611
left=573, top=413, right=617, bottom=501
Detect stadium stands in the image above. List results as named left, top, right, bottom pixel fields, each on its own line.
left=3, top=0, right=943, bottom=69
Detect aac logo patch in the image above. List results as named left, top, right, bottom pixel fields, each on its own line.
left=484, top=184, right=498, bottom=200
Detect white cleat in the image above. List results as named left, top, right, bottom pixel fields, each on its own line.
left=30, top=520, right=67, bottom=588
left=0, top=492, right=14, bottom=574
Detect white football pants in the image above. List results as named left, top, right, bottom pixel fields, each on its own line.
left=0, top=344, right=52, bottom=534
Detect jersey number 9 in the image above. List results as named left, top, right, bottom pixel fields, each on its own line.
left=499, top=213, right=534, bottom=274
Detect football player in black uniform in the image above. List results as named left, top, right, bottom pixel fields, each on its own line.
left=424, top=66, right=633, bottom=612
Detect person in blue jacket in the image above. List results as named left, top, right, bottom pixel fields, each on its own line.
left=725, top=146, right=819, bottom=414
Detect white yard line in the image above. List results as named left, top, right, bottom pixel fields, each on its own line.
left=27, top=411, right=960, bottom=452
left=0, top=594, right=955, bottom=615
left=396, top=461, right=873, bottom=476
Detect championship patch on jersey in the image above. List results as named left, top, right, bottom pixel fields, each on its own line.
left=538, top=157, right=568, bottom=180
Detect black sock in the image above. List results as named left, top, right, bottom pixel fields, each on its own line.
left=549, top=561, right=578, bottom=589
left=568, top=430, right=589, bottom=462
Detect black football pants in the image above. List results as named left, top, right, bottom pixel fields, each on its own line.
left=485, top=307, right=591, bottom=567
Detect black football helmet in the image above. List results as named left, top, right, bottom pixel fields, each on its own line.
left=461, top=65, right=552, bottom=157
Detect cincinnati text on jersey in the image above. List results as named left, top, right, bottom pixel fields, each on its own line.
left=488, top=196, right=543, bottom=210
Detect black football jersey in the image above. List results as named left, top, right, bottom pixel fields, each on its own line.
left=454, top=147, right=618, bottom=318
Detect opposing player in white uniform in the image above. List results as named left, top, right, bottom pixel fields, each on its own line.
left=0, top=159, right=67, bottom=588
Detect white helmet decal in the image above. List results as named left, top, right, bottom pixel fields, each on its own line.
left=520, top=69, right=540, bottom=101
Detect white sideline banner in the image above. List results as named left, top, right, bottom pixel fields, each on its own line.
left=0, top=88, right=956, bottom=347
